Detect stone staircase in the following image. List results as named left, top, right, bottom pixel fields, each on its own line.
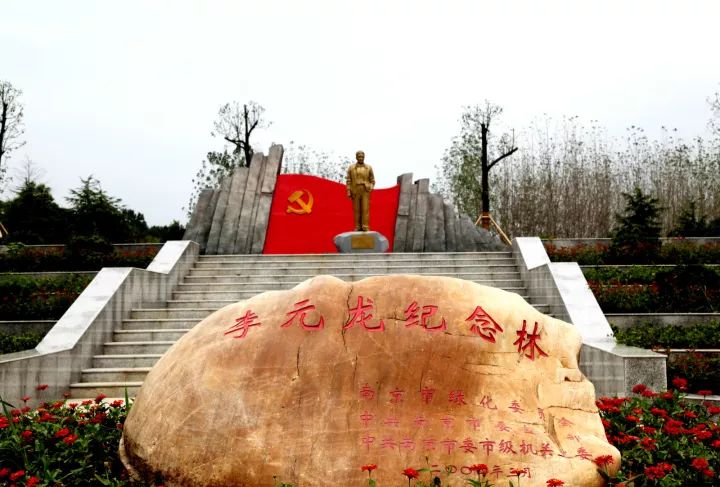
left=69, top=251, right=550, bottom=398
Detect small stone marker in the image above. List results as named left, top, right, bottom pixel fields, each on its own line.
left=334, top=230, right=389, bottom=253
left=120, top=275, right=620, bottom=486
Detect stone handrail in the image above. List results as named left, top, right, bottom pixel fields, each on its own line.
left=512, top=237, right=667, bottom=397
left=0, top=241, right=199, bottom=406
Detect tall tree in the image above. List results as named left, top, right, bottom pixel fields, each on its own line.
left=281, top=141, right=347, bottom=182
left=212, top=101, right=268, bottom=168
left=434, top=101, right=517, bottom=222
left=2, top=179, right=70, bottom=244
left=0, top=81, right=26, bottom=185
left=66, top=175, right=140, bottom=242
left=186, top=101, right=269, bottom=217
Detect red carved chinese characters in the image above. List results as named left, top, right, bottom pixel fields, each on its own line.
left=389, top=388, right=405, bottom=404
left=359, top=383, right=375, bottom=400
left=478, top=395, right=498, bottom=410
left=509, top=400, right=524, bottom=413
left=414, top=416, right=429, bottom=428
left=465, top=306, right=504, bottom=343
left=359, top=411, right=374, bottom=428
left=479, top=438, right=495, bottom=455
left=466, top=417, right=481, bottom=430
left=383, top=416, right=400, bottom=427
left=399, top=437, right=416, bottom=451
left=496, top=421, right=511, bottom=432
left=404, top=301, right=447, bottom=331
left=423, top=438, right=437, bottom=451
left=344, top=295, right=385, bottom=332
left=513, top=320, right=548, bottom=360
left=420, top=387, right=435, bottom=404
left=460, top=437, right=477, bottom=453
left=499, top=439, right=517, bottom=454
left=441, top=439, right=458, bottom=454
left=448, top=389, right=467, bottom=405
left=361, top=433, right=375, bottom=451
left=280, top=299, right=324, bottom=330
left=224, top=310, right=261, bottom=339
left=539, top=442, right=554, bottom=458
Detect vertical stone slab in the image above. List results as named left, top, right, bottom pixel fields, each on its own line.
left=456, top=215, right=475, bottom=252
left=198, top=188, right=221, bottom=251
left=217, top=167, right=250, bottom=254
left=411, top=178, right=430, bottom=252
left=392, top=173, right=413, bottom=253
left=424, top=194, right=445, bottom=252
left=183, top=188, right=213, bottom=243
left=204, top=176, right=233, bottom=255
left=443, top=202, right=457, bottom=252
left=233, top=152, right=266, bottom=254
left=403, top=183, right=419, bottom=253
left=250, top=144, right=284, bottom=254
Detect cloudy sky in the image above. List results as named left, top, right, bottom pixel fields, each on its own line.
left=2, top=0, right=719, bottom=225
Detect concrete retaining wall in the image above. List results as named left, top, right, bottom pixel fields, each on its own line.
left=513, top=237, right=667, bottom=397
left=0, top=241, right=199, bottom=406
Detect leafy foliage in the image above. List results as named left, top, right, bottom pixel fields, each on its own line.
left=0, top=181, right=70, bottom=244
left=0, top=273, right=93, bottom=320
left=434, top=102, right=514, bottom=218
left=0, top=332, right=44, bottom=355
left=609, top=188, right=663, bottom=263
left=612, top=321, right=720, bottom=349
left=0, top=244, right=159, bottom=272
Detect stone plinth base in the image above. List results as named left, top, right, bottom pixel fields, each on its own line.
left=333, top=231, right=389, bottom=253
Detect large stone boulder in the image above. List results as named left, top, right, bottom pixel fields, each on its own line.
left=120, top=275, right=619, bottom=486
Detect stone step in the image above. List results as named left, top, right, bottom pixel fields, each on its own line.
left=81, top=367, right=151, bottom=383
left=130, top=308, right=218, bottom=320
left=172, top=287, right=529, bottom=301
left=103, top=341, right=176, bottom=354
left=113, top=329, right=190, bottom=342
left=188, top=264, right=521, bottom=276
left=166, top=296, right=542, bottom=310
left=182, top=272, right=524, bottom=284
left=175, top=279, right=526, bottom=291
left=192, top=258, right=518, bottom=269
left=198, top=251, right=512, bottom=262
left=93, top=354, right=164, bottom=368
left=69, top=382, right=143, bottom=398
left=122, top=319, right=200, bottom=330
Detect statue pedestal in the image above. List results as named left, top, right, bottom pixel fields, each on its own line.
left=333, top=231, right=389, bottom=253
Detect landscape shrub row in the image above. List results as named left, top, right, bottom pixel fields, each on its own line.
left=2, top=384, right=718, bottom=486
left=0, top=332, right=45, bottom=355
left=612, top=322, right=720, bottom=349
left=0, top=274, right=93, bottom=321
left=0, top=239, right=158, bottom=272
left=546, top=240, right=720, bottom=265
left=586, top=265, right=720, bottom=313
left=613, top=322, right=720, bottom=394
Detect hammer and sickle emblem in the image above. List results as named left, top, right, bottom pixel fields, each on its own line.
left=286, top=189, right=314, bottom=214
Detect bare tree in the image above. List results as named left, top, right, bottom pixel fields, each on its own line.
left=0, top=80, right=26, bottom=183
left=211, top=101, right=268, bottom=167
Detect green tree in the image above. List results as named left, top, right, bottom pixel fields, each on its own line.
left=147, top=220, right=186, bottom=242
left=610, top=187, right=663, bottom=262
left=0, top=80, right=26, bottom=187
left=669, top=200, right=709, bottom=237
left=1, top=180, right=70, bottom=244
left=66, top=176, right=140, bottom=242
left=186, top=101, right=269, bottom=217
left=434, top=101, right=516, bottom=219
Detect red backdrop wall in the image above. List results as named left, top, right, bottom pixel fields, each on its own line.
left=263, top=174, right=400, bottom=254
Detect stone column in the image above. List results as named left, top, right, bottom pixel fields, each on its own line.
left=392, top=173, right=413, bottom=252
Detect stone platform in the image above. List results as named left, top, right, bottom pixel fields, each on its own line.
left=334, top=231, right=389, bottom=253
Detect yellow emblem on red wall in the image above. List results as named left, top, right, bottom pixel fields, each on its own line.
left=286, top=190, right=314, bottom=215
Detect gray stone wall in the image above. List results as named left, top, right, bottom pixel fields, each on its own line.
left=391, top=173, right=506, bottom=253
left=182, top=145, right=284, bottom=254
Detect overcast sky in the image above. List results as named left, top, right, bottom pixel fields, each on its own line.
left=2, top=1, right=719, bottom=225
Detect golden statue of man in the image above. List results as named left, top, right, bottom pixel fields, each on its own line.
left=346, top=150, right=375, bottom=231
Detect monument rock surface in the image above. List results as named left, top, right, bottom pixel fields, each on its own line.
left=120, top=275, right=619, bottom=486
